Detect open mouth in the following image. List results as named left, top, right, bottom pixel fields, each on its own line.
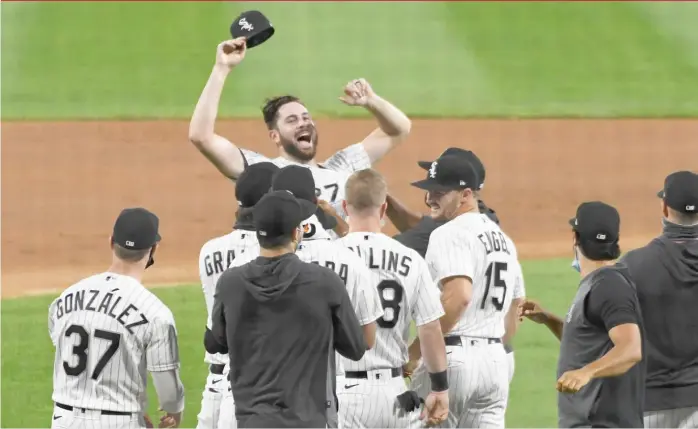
left=295, top=130, right=313, bottom=148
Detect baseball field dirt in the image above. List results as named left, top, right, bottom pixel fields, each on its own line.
left=3, top=119, right=697, bottom=298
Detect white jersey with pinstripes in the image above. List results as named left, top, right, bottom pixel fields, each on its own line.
left=241, top=143, right=371, bottom=215
left=426, top=212, right=521, bottom=339
left=49, top=272, right=179, bottom=412
left=337, top=232, right=445, bottom=371
left=199, top=229, right=260, bottom=366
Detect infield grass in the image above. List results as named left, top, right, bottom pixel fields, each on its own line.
left=1, top=258, right=578, bottom=428
left=4, top=2, right=698, bottom=119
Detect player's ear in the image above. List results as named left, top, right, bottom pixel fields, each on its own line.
left=661, top=199, right=669, bottom=219
left=109, top=235, right=114, bottom=249
left=379, top=201, right=388, bottom=219
left=342, top=199, right=348, bottom=215
left=268, top=129, right=281, bottom=146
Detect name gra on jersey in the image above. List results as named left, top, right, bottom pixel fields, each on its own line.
left=54, top=285, right=148, bottom=334
left=202, top=248, right=245, bottom=276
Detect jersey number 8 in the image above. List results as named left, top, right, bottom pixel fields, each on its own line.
left=63, top=324, right=122, bottom=380
left=376, top=280, right=404, bottom=329
left=481, top=261, right=508, bottom=311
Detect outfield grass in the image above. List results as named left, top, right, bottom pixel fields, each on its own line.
left=1, top=258, right=578, bottom=428
left=4, top=2, right=698, bottom=119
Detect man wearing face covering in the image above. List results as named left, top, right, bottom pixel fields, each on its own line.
left=520, top=201, right=646, bottom=428
left=206, top=190, right=368, bottom=428
left=617, top=170, right=698, bottom=428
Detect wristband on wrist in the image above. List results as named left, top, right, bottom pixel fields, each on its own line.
left=429, top=370, right=448, bottom=392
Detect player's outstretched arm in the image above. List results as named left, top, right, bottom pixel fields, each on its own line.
left=339, top=79, right=411, bottom=164
left=519, top=299, right=564, bottom=341
left=386, top=193, right=423, bottom=232
left=439, top=276, right=473, bottom=334
left=189, top=38, right=249, bottom=180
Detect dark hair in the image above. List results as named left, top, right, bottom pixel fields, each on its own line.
left=262, top=95, right=302, bottom=130
left=575, top=231, right=621, bottom=261
left=257, top=233, right=294, bottom=250
left=113, top=242, right=151, bottom=262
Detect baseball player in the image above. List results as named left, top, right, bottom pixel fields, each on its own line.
left=48, top=208, right=184, bottom=429
left=188, top=37, right=412, bottom=233
left=196, top=162, right=279, bottom=429
left=334, top=168, right=450, bottom=428
left=406, top=154, right=523, bottom=428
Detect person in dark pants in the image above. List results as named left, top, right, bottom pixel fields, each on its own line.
left=520, top=201, right=645, bottom=428
left=618, top=170, right=698, bottom=428
left=206, top=190, right=367, bottom=428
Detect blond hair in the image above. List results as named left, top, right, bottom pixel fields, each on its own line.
left=345, top=169, right=387, bottom=212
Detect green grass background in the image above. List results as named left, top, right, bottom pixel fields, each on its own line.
left=1, top=259, right=578, bottom=428
left=4, top=1, right=698, bottom=119
left=2, top=1, right=696, bottom=427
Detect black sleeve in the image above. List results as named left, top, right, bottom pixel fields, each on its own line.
left=208, top=272, right=230, bottom=354
left=329, top=273, right=367, bottom=361
left=585, top=272, right=639, bottom=332
left=393, top=217, right=435, bottom=258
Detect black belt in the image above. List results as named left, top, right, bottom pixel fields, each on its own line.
left=444, top=336, right=501, bottom=347
left=345, top=367, right=402, bottom=379
left=56, top=402, right=131, bottom=416
left=210, top=364, right=226, bottom=375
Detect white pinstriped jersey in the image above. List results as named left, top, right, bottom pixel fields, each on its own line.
left=49, top=272, right=179, bottom=412
left=241, top=143, right=372, bottom=217
left=426, top=212, right=522, bottom=339
left=337, top=232, right=445, bottom=371
left=199, top=229, right=259, bottom=365
left=512, top=261, right=526, bottom=300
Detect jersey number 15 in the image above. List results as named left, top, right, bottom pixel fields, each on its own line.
left=63, top=324, right=122, bottom=380
left=481, top=262, right=508, bottom=311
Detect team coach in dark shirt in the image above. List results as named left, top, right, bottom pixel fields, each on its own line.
left=206, top=190, right=367, bottom=428
left=521, top=201, right=645, bottom=428
left=618, top=170, right=698, bottom=428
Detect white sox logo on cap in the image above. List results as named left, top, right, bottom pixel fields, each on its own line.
left=687, top=205, right=696, bottom=212
left=429, top=161, right=438, bottom=179
left=239, top=18, right=254, bottom=31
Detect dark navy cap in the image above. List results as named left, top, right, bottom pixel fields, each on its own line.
left=418, top=148, right=486, bottom=190
left=112, top=208, right=161, bottom=250
left=657, top=170, right=698, bottom=214
left=411, top=154, right=479, bottom=192
left=569, top=201, right=620, bottom=244
left=253, top=191, right=307, bottom=239
left=230, top=10, right=275, bottom=49
left=235, top=162, right=280, bottom=208
left=271, top=165, right=337, bottom=229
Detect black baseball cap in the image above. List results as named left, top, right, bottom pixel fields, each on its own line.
left=657, top=170, right=698, bottom=214
left=235, top=162, right=280, bottom=208
left=411, top=154, right=479, bottom=192
left=271, top=165, right=337, bottom=229
left=230, top=10, right=275, bottom=49
left=112, top=208, right=161, bottom=250
left=418, top=148, right=486, bottom=190
left=253, top=190, right=307, bottom=239
left=569, top=201, right=620, bottom=244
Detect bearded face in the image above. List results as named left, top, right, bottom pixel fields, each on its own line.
left=271, top=102, right=319, bottom=162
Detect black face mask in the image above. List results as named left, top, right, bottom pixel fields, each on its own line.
left=145, top=246, right=156, bottom=269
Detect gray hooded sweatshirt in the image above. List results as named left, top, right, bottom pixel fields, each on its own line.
left=209, top=253, right=366, bottom=428
left=618, top=221, right=698, bottom=412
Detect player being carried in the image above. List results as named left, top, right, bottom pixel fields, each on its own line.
left=405, top=154, right=525, bottom=428
left=335, top=168, right=449, bottom=428
left=188, top=37, right=412, bottom=235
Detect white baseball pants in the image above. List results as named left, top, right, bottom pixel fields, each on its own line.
left=410, top=336, right=509, bottom=428
left=337, top=370, right=421, bottom=428
left=50, top=406, right=146, bottom=429
left=196, top=370, right=228, bottom=429
left=506, top=351, right=515, bottom=384
left=217, top=386, right=237, bottom=429
left=644, top=406, right=698, bottom=428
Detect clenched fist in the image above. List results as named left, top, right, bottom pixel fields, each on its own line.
left=216, top=38, right=247, bottom=70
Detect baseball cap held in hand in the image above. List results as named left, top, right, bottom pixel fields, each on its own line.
left=230, top=10, right=275, bottom=49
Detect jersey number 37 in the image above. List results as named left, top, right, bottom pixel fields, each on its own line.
left=63, top=324, right=121, bottom=380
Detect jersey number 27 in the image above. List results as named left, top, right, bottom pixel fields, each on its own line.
left=63, top=324, right=121, bottom=380
left=481, top=262, right=508, bottom=311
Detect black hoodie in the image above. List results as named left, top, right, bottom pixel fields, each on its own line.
left=209, top=253, right=366, bottom=428
left=618, top=221, right=698, bottom=411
